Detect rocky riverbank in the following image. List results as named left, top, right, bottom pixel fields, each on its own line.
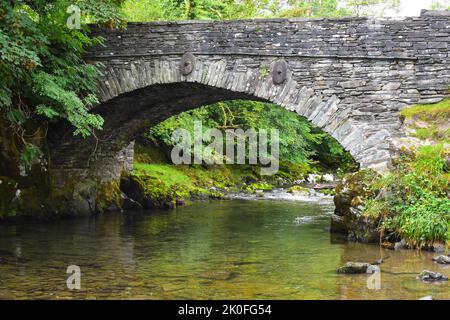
left=331, top=100, right=450, bottom=251
left=117, top=162, right=338, bottom=211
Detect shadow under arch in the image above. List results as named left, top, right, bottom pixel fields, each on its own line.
left=49, top=76, right=369, bottom=181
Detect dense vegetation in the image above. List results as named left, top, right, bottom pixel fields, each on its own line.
left=0, top=0, right=125, bottom=172
left=146, top=100, right=356, bottom=173
left=121, top=0, right=401, bottom=21
left=363, top=100, right=450, bottom=248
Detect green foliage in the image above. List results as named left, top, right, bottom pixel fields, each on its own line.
left=431, top=1, right=450, bottom=10
left=363, top=145, right=450, bottom=248
left=121, top=0, right=401, bottom=21
left=280, top=0, right=350, bottom=18
left=244, top=182, right=274, bottom=193
left=345, top=0, right=400, bottom=16
left=287, top=185, right=310, bottom=194
left=122, top=0, right=265, bottom=21
left=147, top=100, right=355, bottom=171
left=400, top=99, right=450, bottom=122
left=0, top=0, right=124, bottom=172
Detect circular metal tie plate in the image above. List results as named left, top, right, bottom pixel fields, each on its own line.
left=181, top=52, right=196, bottom=76
left=272, top=59, right=288, bottom=85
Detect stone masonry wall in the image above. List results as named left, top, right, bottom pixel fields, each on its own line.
left=50, top=10, right=450, bottom=185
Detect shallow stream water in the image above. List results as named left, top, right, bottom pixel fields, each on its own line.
left=0, top=192, right=448, bottom=300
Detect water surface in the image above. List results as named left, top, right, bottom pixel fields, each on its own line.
left=0, top=198, right=448, bottom=300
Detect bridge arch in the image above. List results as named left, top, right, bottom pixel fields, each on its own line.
left=52, top=55, right=392, bottom=178
left=50, top=11, right=450, bottom=185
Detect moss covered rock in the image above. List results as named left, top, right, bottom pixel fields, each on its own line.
left=331, top=169, right=382, bottom=243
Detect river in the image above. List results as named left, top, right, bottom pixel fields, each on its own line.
left=0, top=192, right=448, bottom=300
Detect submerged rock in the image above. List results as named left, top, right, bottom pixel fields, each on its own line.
left=337, top=262, right=372, bottom=274
left=432, top=255, right=450, bottom=265
left=417, top=270, right=448, bottom=282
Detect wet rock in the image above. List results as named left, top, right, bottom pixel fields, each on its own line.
left=432, top=243, right=446, bottom=253
left=337, top=262, right=372, bottom=274
left=394, top=240, right=407, bottom=251
left=332, top=170, right=381, bottom=243
left=105, top=203, right=121, bottom=212
left=432, top=255, right=450, bottom=265
left=381, top=242, right=395, bottom=250
left=141, top=198, right=155, bottom=209
left=330, top=214, right=347, bottom=234
left=176, top=199, right=186, bottom=206
left=120, top=176, right=145, bottom=204
left=163, top=202, right=175, bottom=209
left=120, top=193, right=143, bottom=211
left=313, top=183, right=337, bottom=190
left=417, top=270, right=448, bottom=282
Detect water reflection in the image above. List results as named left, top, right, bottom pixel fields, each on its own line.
left=0, top=200, right=448, bottom=300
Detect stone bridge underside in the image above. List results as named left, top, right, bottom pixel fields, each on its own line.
left=50, top=10, right=450, bottom=183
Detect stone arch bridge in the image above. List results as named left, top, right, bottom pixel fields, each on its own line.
left=49, top=10, right=449, bottom=196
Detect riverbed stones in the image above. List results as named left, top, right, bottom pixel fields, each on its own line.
left=337, top=262, right=373, bottom=274
left=417, top=270, right=448, bottom=282
left=432, top=255, right=450, bottom=265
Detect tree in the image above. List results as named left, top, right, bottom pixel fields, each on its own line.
left=0, top=0, right=124, bottom=171
left=345, top=0, right=400, bottom=16
left=280, top=0, right=350, bottom=18
left=431, top=0, right=450, bottom=10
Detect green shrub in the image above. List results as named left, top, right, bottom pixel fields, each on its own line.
left=363, top=145, right=450, bottom=248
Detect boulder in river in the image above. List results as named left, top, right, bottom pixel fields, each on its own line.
left=337, top=262, right=373, bottom=274
left=432, top=255, right=450, bottom=265
left=417, top=270, right=448, bottom=282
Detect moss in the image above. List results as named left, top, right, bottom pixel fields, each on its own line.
left=400, top=99, right=450, bottom=122
left=319, top=188, right=336, bottom=196
left=134, top=140, right=170, bottom=164
left=259, top=65, right=270, bottom=78
left=335, top=169, right=380, bottom=199
left=287, top=185, right=310, bottom=194
left=244, top=182, right=274, bottom=193
left=130, top=164, right=218, bottom=206
left=96, top=179, right=122, bottom=212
